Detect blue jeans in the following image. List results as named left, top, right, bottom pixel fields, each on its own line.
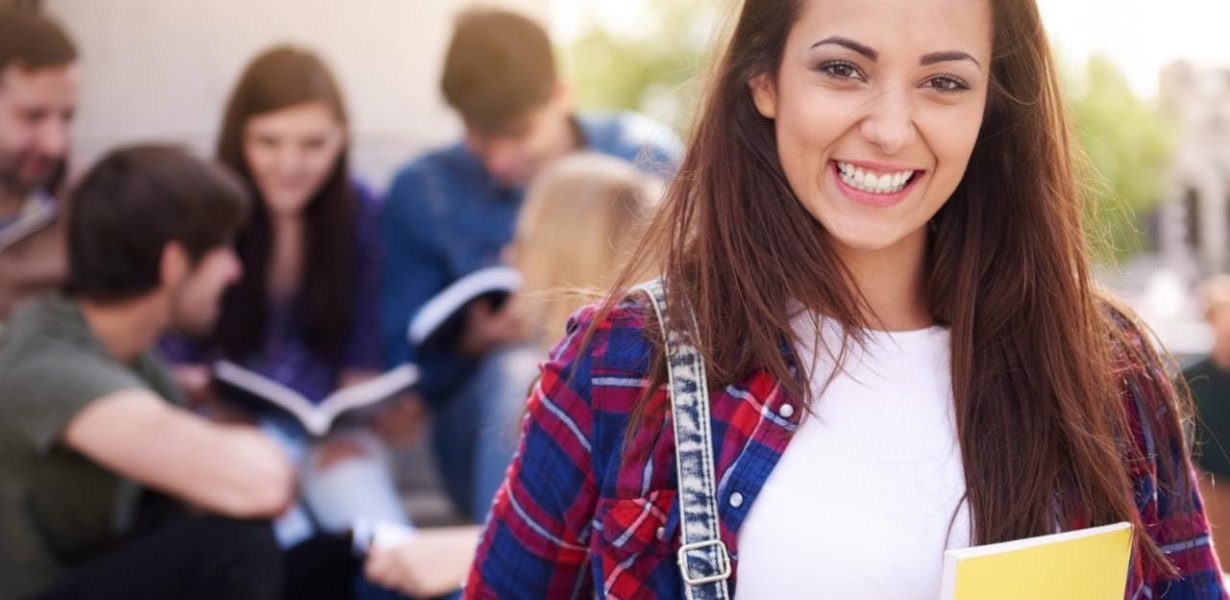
left=431, top=344, right=541, bottom=521
left=261, top=418, right=411, bottom=548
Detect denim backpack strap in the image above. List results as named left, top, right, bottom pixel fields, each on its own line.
left=635, top=278, right=732, bottom=600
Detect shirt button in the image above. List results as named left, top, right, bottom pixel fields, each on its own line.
left=656, top=526, right=667, bottom=541
left=730, top=492, right=744, bottom=508
left=779, top=403, right=795, bottom=418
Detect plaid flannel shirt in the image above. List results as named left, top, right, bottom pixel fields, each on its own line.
left=465, top=297, right=1227, bottom=599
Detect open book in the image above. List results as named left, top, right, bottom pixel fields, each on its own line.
left=407, top=265, right=522, bottom=352
left=939, top=521, right=1132, bottom=600
left=212, top=361, right=419, bottom=437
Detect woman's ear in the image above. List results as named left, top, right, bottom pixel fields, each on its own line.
left=749, top=73, right=778, bottom=120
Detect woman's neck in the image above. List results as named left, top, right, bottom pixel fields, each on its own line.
left=267, top=213, right=305, bottom=302
left=834, top=231, right=931, bottom=331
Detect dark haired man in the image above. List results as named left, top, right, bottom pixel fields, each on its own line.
left=0, top=145, right=293, bottom=600
left=0, top=9, right=78, bottom=319
left=381, top=7, right=682, bottom=524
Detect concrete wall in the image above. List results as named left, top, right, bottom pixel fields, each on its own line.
left=43, top=0, right=550, bottom=191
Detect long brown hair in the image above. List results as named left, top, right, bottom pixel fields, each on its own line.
left=596, top=0, right=1194, bottom=574
left=214, top=45, right=357, bottom=361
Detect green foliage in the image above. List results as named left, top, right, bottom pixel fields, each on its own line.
left=1067, top=55, right=1174, bottom=264
left=562, top=0, right=720, bottom=134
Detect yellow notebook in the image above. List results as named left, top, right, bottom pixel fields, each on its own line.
left=939, top=521, right=1132, bottom=600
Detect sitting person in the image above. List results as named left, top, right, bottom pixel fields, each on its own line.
left=0, top=145, right=293, bottom=600
left=380, top=7, right=682, bottom=529
left=363, top=152, right=663, bottom=598
left=0, top=10, right=78, bottom=320
left=160, top=45, right=415, bottom=547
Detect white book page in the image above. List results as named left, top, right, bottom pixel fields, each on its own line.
left=214, top=360, right=318, bottom=428
left=407, top=266, right=522, bottom=345
left=316, top=364, right=419, bottom=429
left=216, top=362, right=419, bottom=436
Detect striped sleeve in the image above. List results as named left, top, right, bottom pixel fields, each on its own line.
left=464, top=307, right=602, bottom=599
left=1122, top=324, right=1229, bottom=598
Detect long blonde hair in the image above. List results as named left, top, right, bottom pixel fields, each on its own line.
left=512, top=153, right=663, bottom=350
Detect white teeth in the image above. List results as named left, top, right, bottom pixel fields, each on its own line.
left=835, top=161, right=915, bottom=195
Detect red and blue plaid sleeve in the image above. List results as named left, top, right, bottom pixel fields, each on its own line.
left=463, top=306, right=604, bottom=599
left=1120, top=321, right=1229, bottom=599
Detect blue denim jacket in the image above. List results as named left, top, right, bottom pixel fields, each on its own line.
left=379, top=111, right=681, bottom=401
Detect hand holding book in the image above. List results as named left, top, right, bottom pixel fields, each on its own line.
left=454, top=293, right=532, bottom=357
left=407, top=265, right=523, bottom=354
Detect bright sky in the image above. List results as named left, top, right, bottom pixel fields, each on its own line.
left=552, top=0, right=1230, bottom=100
left=550, top=0, right=660, bottom=44
left=1036, top=0, right=1230, bottom=98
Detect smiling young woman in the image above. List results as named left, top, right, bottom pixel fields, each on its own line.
left=463, top=0, right=1228, bottom=598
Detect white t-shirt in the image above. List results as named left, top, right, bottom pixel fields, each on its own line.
left=736, top=316, right=971, bottom=599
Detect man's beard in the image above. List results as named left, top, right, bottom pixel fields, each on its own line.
left=0, top=152, right=67, bottom=198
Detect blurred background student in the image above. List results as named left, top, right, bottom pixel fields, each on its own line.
left=474, top=151, right=664, bottom=522
left=0, top=9, right=76, bottom=322
left=160, top=45, right=417, bottom=596
left=509, top=151, right=662, bottom=350
left=380, top=8, right=681, bottom=525
left=363, top=151, right=663, bottom=598
left=0, top=145, right=292, bottom=600
left=1185, top=273, right=1230, bottom=569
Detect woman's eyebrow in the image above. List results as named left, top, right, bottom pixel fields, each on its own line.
left=811, top=37, right=981, bottom=71
left=920, top=50, right=982, bottom=69
left=810, top=36, right=878, bottom=61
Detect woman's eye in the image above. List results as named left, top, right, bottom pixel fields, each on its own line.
left=820, top=61, right=861, bottom=81
left=925, top=76, right=969, bottom=93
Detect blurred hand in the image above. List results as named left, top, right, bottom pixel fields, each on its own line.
left=456, top=294, right=531, bottom=357
left=372, top=392, right=427, bottom=450
left=168, top=364, right=212, bottom=408
left=168, top=364, right=259, bottom=424
left=337, top=369, right=425, bottom=449
left=364, top=525, right=482, bottom=598
left=313, top=436, right=369, bottom=471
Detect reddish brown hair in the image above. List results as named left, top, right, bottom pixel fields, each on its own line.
left=595, top=0, right=1194, bottom=574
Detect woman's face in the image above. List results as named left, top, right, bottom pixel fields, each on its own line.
left=751, top=0, right=992, bottom=260
left=242, top=101, right=345, bottom=217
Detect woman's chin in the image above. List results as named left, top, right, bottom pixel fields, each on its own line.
left=263, top=193, right=313, bottom=216
left=821, top=219, right=926, bottom=257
